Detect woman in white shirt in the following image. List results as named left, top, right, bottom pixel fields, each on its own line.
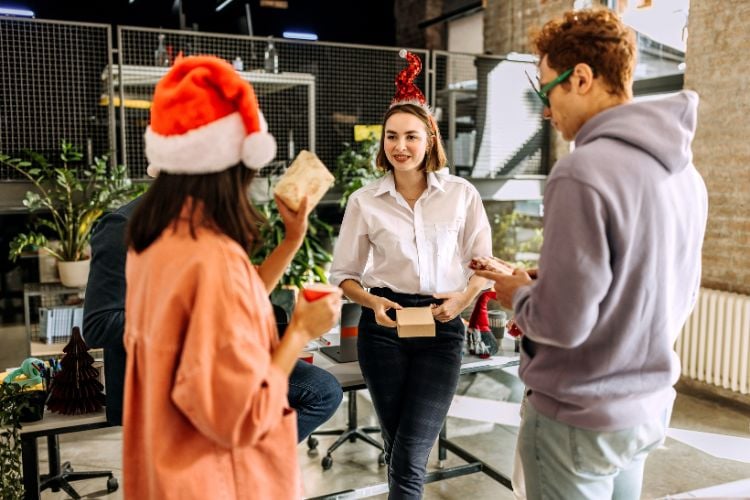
left=329, top=50, right=492, bottom=499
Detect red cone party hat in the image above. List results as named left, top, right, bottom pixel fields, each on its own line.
left=391, top=49, right=427, bottom=108
left=145, top=55, right=276, bottom=177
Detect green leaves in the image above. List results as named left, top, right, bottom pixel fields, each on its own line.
left=0, top=382, right=31, bottom=498
left=251, top=201, right=333, bottom=289
left=1, top=140, right=146, bottom=262
left=335, top=134, right=381, bottom=209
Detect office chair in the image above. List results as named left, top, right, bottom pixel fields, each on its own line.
left=307, top=390, right=385, bottom=470
left=307, top=303, right=385, bottom=470
left=41, top=433, right=118, bottom=498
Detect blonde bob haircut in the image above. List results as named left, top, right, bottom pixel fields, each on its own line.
left=375, top=103, right=447, bottom=173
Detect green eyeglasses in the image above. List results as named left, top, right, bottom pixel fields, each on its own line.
left=524, top=68, right=574, bottom=108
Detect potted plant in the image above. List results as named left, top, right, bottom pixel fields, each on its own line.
left=334, top=134, right=381, bottom=209
left=251, top=201, right=334, bottom=316
left=1, top=140, right=145, bottom=287
left=0, top=381, right=34, bottom=499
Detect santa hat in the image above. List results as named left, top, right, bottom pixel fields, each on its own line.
left=391, top=49, right=428, bottom=108
left=144, top=55, right=276, bottom=177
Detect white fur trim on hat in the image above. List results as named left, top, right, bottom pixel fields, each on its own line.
left=145, top=112, right=276, bottom=176
left=241, top=111, right=276, bottom=169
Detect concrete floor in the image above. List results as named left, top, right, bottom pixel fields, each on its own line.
left=27, top=366, right=750, bottom=500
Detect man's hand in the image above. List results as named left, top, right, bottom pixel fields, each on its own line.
left=469, top=256, right=514, bottom=275
left=276, top=194, right=309, bottom=245
left=432, top=291, right=471, bottom=323
left=473, top=268, right=533, bottom=309
left=367, top=295, right=402, bottom=328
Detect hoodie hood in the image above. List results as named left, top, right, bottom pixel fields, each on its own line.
left=575, top=90, right=699, bottom=174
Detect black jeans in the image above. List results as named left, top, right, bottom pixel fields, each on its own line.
left=358, top=288, right=464, bottom=500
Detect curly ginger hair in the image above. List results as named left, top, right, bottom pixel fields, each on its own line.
left=532, top=8, right=637, bottom=98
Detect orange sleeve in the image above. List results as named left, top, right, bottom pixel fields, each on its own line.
left=170, top=244, right=290, bottom=449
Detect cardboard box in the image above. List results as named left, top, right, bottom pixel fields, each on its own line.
left=273, top=150, right=335, bottom=212
left=396, top=307, right=435, bottom=338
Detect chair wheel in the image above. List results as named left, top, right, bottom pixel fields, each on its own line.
left=378, top=451, right=387, bottom=467
left=107, top=476, right=119, bottom=493
left=321, top=455, right=333, bottom=470
left=307, top=436, right=318, bottom=450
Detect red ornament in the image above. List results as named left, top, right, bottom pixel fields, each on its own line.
left=391, top=49, right=427, bottom=108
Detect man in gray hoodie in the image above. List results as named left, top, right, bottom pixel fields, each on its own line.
left=474, top=8, right=708, bottom=500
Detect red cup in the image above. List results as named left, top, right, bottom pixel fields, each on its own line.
left=302, top=283, right=338, bottom=302
left=298, top=352, right=314, bottom=364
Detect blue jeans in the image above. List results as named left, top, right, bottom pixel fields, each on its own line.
left=518, top=401, right=667, bottom=500
left=358, top=288, right=464, bottom=500
left=288, top=359, right=343, bottom=442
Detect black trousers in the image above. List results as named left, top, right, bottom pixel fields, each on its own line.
left=358, top=288, right=464, bottom=500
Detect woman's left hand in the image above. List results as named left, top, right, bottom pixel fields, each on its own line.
left=276, top=194, right=309, bottom=245
left=431, top=291, right=470, bottom=323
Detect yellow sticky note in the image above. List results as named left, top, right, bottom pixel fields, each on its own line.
left=354, top=125, right=382, bottom=142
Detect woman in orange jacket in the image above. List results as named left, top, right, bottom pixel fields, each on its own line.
left=121, top=56, right=342, bottom=499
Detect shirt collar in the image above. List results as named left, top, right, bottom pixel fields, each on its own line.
left=374, top=170, right=447, bottom=198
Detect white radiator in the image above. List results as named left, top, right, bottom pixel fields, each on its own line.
left=675, top=288, right=750, bottom=395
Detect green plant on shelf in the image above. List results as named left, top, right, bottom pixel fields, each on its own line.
left=1, top=140, right=146, bottom=263
left=334, top=133, right=381, bottom=209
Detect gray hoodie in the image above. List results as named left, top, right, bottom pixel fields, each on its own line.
left=514, top=90, right=708, bottom=431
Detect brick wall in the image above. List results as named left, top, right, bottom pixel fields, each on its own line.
left=483, top=0, right=573, bottom=55
left=394, top=0, right=446, bottom=49
left=685, top=0, right=750, bottom=295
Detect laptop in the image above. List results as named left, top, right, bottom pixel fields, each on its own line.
left=321, top=302, right=361, bottom=363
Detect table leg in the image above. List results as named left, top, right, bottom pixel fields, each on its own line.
left=21, top=435, right=40, bottom=500
left=438, top=423, right=447, bottom=468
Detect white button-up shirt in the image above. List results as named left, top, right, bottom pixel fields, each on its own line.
left=329, top=170, right=492, bottom=294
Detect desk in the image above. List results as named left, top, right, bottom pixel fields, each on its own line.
left=309, top=350, right=519, bottom=499
left=18, top=410, right=112, bottom=499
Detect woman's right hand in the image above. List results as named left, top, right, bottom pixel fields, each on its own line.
left=368, top=295, right=402, bottom=328
left=288, top=289, right=344, bottom=341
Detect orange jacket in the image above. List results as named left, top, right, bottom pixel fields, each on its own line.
left=123, top=217, right=299, bottom=499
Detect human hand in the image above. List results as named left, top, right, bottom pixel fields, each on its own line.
left=368, top=295, right=402, bottom=328
left=288, top=286, right=343, bottom=341
left=275, top=194, right=309, bottom=245
left=431, top=291, right=470, bottom=323
left=469, top=256, right=515, bottom=275
left=473, top=268, right=533, bottom=309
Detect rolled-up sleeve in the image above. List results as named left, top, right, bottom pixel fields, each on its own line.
left=460, top=186, right=493, bottom=278
left=171, top=258, right=289, bottom=449
left=329, top=195, right=371, bottom=287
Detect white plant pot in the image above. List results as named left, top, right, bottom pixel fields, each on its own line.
left=57, top=259, right=91, bottom=288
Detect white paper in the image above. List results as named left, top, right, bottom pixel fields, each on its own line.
left=667, top=427, right=750, bottom=464
left=447, top=395, right=522, bottom=427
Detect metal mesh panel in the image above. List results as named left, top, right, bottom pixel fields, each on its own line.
left=117, top=27, right=428, bottom=179
left=432, top=51, right=548, bottom=178
left=0, top=18, right=114, bottom=180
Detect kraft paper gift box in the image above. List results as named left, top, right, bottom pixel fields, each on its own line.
left=396, top=307, right=436, bottom=338
left=273, top=150, right=335, bottom=212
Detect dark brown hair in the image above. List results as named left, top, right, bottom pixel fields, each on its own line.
left=531, top=8, right=636, bottom=97
left=375, top=103, right=447, bottom=173
left=127, top=164, right=264, bottom=254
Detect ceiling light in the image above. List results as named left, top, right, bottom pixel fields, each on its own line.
left=215, top=0, right=234, bottom=12
left=283, top=31, right=318, bottom=41
left=0, top=7, right=34, bottom=17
